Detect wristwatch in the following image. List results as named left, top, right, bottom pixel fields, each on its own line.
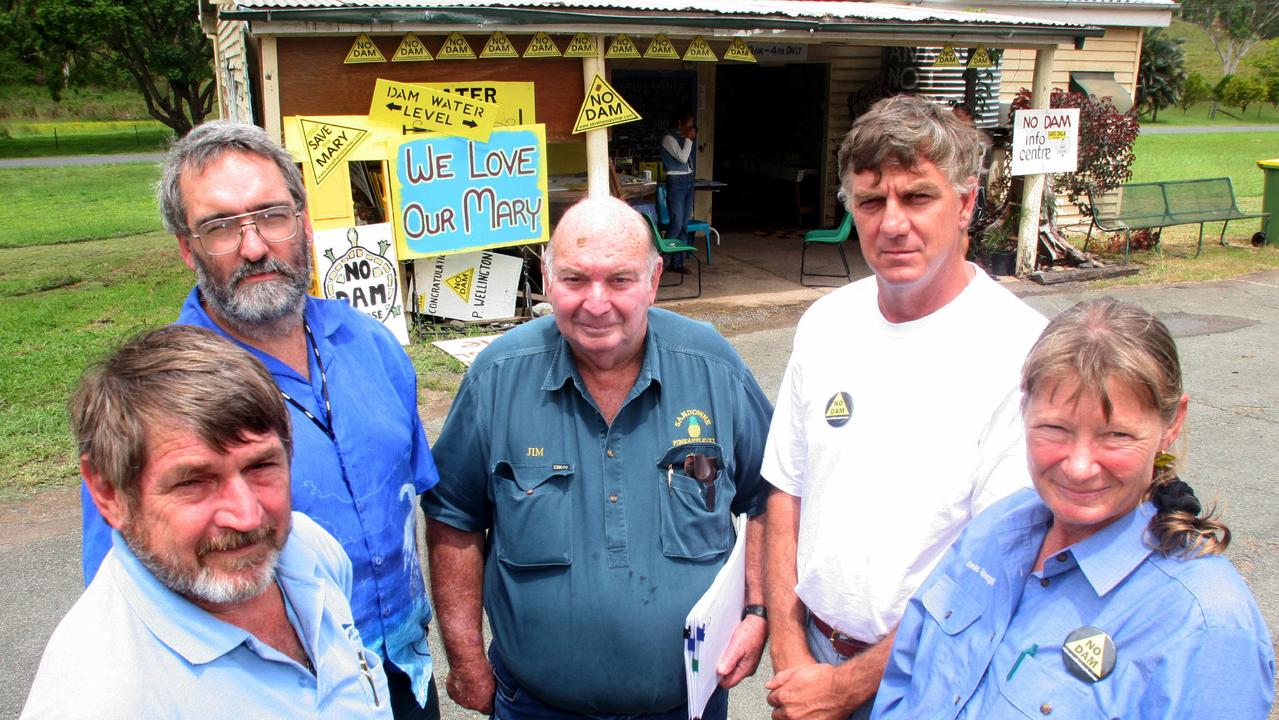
left=742, top=604, right=768, bottom=621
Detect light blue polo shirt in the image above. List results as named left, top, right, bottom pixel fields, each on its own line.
left=23, top=513, right=393, bottom=719
left=425, top=308, right=772, bottom=714
left=874, top=488, right=1275, bottom=719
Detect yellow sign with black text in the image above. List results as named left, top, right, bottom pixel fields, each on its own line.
left=644, top=34, right=679, bottom=60
left=298, top=119, right=368, bottom=185
left=345, top=34, right=386, bottom=64
left=523, top=32, right=561, bottom=58
left=573, top=75, right=641, bottom=134
left=605, top=34, right=640, bottom=59
left=438, top=32, right=476, bottom=60
left=564, top=33, right=598, bottom=57
left=723, top=38, right=757, bottom=63
left=392, top=33, right=433, bottom=62
left=967, top=44, right=994, bottom=68
left=368, top=78, right=497, bottom=142
left=934, top=44, right=961, bottom=67
left=416, top=81, right=536, bottom=129
left=480, top=32, right=519, bottom=59
left=683, top=36, right=717, bottom=62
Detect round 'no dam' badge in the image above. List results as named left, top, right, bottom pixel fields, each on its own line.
left=824, top=392, right=852, bottom=427
left=1061, top=626, right=1116, bottom=683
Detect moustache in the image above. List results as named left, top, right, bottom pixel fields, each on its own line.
left=227, top=256, right=299, bottom=290
left=197, top=524, right=277, bottom=558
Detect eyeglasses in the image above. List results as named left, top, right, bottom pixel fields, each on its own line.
left=190, top=205, right=302, bottom=256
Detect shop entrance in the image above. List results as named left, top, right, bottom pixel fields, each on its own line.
left=609, top=70, right=698, bottom=180
left=712, top=62, right=828, bottom=231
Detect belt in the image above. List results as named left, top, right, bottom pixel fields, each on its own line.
left=811, top=614, right=872, bottom=658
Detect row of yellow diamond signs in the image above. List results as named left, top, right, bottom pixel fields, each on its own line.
left=934, top=43, right=996, bottom=69
left=346, top=31, right=757, bottom=64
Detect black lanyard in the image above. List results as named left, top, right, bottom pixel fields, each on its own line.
left=279, top=322, right=334, bottom=441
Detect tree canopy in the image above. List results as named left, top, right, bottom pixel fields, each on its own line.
left=1136, top=28, right=1187, bottom=121
left=1180, top=0, right=1279, bottom=76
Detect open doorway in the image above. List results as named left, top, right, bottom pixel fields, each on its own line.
left=712, top=63, right=828, bottom=232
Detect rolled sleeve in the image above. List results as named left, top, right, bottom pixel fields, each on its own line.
left=421, top=375, right=492, bottom=533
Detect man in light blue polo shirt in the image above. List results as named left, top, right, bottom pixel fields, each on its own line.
left=23, top=326, right=391, bottom=719
left=425, top=197, right=772, bottom=720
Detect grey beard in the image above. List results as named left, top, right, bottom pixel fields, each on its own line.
left=128, top=533, right=280, bottom=605
left=194, top=252, right=310, bottom=339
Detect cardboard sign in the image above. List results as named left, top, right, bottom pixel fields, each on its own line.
left=417, top=81, right=536, bottom=129
left=298, top=118, right=368, bottom=185
left=573, top=75, right=641, bottom=134
left=968, top=44, right=994, bottom=68
left=723, top=39, right=757, bottom=63
left=345, top=34, right=386, bottom=64
left=391, top=125, right=549, bottom=258
left=392, top=33, right=433, bottom=62
left=413, top=251, right=523, bottom=320
left=430, top=335, right=501, bottom=366
left=523, top=32, right=561, bottom=58
left=606, top=34, right=640, bottom=59
left=564, top=33, right=599, bottom=57
left=438, top=32, right=476, bottom=60
left=480, top=32, right=519, bottom=59
left=683, top=36, right=717, bottom=62
left=644, top=34, right=680, bottom=59
left=368, top=78, right=497, bottom=142
left=313, top=223, right=410, bottom=345
left=1011, top=108, right=1080, bottom=176
left=934, top=43, right=961, bottom=67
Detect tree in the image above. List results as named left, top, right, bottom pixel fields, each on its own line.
left=1180, top=0, right=1279, bottom=76
left=1217, top=74, right=1267, bottom=114
left=32, top=0, right=213, bottom=136
left=1136, top=28, right=1187, bottom=121
left=1178, top=72, right=1213, bottom=112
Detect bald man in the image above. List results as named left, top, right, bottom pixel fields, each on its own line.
left=424, top=197, right=772, bottom=720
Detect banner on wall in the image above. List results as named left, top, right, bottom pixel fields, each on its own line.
left=391, top=124, right=549, bottom=259
left=412, top=251, right=523, bottom=321
left=313, top=223, right=410, bottom=345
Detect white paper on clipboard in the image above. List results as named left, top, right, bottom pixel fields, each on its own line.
left=683, top=514, right=747, bottom=720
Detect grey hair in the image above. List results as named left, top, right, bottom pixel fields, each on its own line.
left=157, top=120, right=307, bottom=235
left=837, top=94, right=989, bottom=202
left=543, top=196, right=660, bottom=287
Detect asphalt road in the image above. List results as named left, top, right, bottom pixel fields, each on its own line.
left=2, top=271, right=1277, bottom=718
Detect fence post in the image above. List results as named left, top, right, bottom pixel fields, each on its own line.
left=53, top=127, right=58, bottom=150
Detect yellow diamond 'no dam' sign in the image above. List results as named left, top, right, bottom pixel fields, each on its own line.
left=968, top=44, right=994, bottom=68
left=523, top=32, right=561, bottom=58
left=606, top=34, right=640, bottom=59
left=299, top=119, right=368, bottom=185
left=445, top=268, right=475, bottom=301
left=573, top=75, right=642, bottom=134
left=392, top=33, right=433, bottom=62
left=438, top=32, right=476, bottom=60
left=564, top=33, right=598, bottom=57
left=683, top=36, right=717, bottom=62
left=723, top=38, right=756, bottom=63
left=481, top=32, right=519, bottom=58
left=644, top=34, right=679, bottom=59
left=345, top=34, right=386, bottom=64
left=934, top=43, right=961, bottom=67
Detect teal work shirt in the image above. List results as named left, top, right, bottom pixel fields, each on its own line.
left=425, top=308, right=772, bottom=714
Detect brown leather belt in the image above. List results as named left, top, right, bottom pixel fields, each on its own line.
left=811, top=614, right=872, bottom=658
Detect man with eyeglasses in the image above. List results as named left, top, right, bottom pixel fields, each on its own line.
left=76, top=120, right=442, bottom=720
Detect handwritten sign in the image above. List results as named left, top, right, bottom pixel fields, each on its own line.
left=345, top=34, right=386, bottom=64
left=573, top=75, right=641, bottom=134
left=298, top=118, right=368, bottom=185
left=313, top=223, right=410, bottom=344
left=391, top=125, right=549, bottom=258
left=1011, top=108, right=1079, bottom=176
left=417, top=81, right=535, bottom=129
left=368, top=78, right=497, bottom=142
left=413, top=251, right=523, bottom=321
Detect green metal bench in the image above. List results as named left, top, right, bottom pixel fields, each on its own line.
left=1085, top=178, right=1268, bottom=260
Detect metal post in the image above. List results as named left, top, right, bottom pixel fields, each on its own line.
left=1016, top=44, right=1057, bottom=277
left=582, top=36, right=609, bottom=198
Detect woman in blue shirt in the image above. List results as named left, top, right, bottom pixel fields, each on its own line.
left=873, top=298, right=1275, bottom=719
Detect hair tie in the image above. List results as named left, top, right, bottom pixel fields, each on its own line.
left=1153, top=477, right=1201, bottom=516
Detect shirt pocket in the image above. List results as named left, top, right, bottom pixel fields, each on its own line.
left=492, top=461, right=574, bottom=570
left=997, top=651, right=1108, bottom=720
left=915, top=574, right=989, bottom=689
left=655, top=443, right=733, bottom=561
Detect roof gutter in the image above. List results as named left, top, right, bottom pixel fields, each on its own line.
left=220, top=6, right=1104, bottom=44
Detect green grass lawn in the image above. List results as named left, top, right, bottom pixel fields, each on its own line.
left=0, top=120, right=173, bottom=159
left=1129, top=131, right=1278, bottom=197
left=1143, top=101, right=1279, bottom=126
left=0, top=84, right=151, bottom=121
left=0, top=163, right=164, bottom=248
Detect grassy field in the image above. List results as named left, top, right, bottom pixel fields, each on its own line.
left=1128, top=131, right=1279, bottom=197
left=0, top=84, right=151, bottom=121
left=0, top=120, right=173, bottom=159
left=0, top=164, right=165, bottom=248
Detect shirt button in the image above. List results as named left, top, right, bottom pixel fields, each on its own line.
left=373, top=556, right=383, bottom=566
left=1056, top=553, right=1068, bottom=562
left=944, top=610, right=953, bottom=619
left=606, top=449, right=615, bottom=458
left=382, top=607, right=391, bottom=617
left=954, top=696, right=961, bottom=705
left=1040, top=577, right=1050, bottom=588
left=609, top=494, right=619, bottom=503
left=1040, top=703, right=1053, bottom=715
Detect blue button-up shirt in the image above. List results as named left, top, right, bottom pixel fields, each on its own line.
left=425, top=308, right=772, bottom=714
left=80, top=289, right=439, bottom=704
left=874, top=488, right=1275, bottom=719
left=23, top=513, right=392, bottom=719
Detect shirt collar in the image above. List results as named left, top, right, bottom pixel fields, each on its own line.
left=182, top=286, right=334, bottom=379
left=1068, top=501, right=1157, bottom=598
left=539, top=311, right=662, bottom=395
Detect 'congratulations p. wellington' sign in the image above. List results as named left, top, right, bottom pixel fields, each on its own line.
left=390, top=124, right=548, bottom=259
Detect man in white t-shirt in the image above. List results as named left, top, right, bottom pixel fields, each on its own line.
left=761, top=94, right=1047, bottom=720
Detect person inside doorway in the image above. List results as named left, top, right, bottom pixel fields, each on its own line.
left=660, top=112, right=696, bottom=273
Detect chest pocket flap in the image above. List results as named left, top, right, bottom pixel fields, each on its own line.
left=493, top=461, right=574, bottom=570
left=921, top=574, right=984, bottom=635
left=655, top=443, right=732, bottom=561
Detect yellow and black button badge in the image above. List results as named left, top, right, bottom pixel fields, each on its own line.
left=824, top=392, right=852, bottom=427
left=1062, top=626, right=1116, bottom=683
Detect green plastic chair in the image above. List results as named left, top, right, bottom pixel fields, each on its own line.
left=801, top=212, right=854, bottom=286
left=643, top=212, right=701, bottom=299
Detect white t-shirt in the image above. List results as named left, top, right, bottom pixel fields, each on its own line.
left=762, top=268, right=1046, bottom=643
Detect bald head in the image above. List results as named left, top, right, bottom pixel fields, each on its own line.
left=544, top=196, right=659, bottom=285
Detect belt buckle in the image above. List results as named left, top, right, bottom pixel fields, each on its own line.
left=829, top=628, right=857, bottom=645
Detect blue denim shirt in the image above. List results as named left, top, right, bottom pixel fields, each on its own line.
left=425, top=308, right=771, bottom=714
left=24, top=513, right=392, bottom=719
left=874, top=488, right=1275, bottom=719
left=80, top=289, right=439, bottom=706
